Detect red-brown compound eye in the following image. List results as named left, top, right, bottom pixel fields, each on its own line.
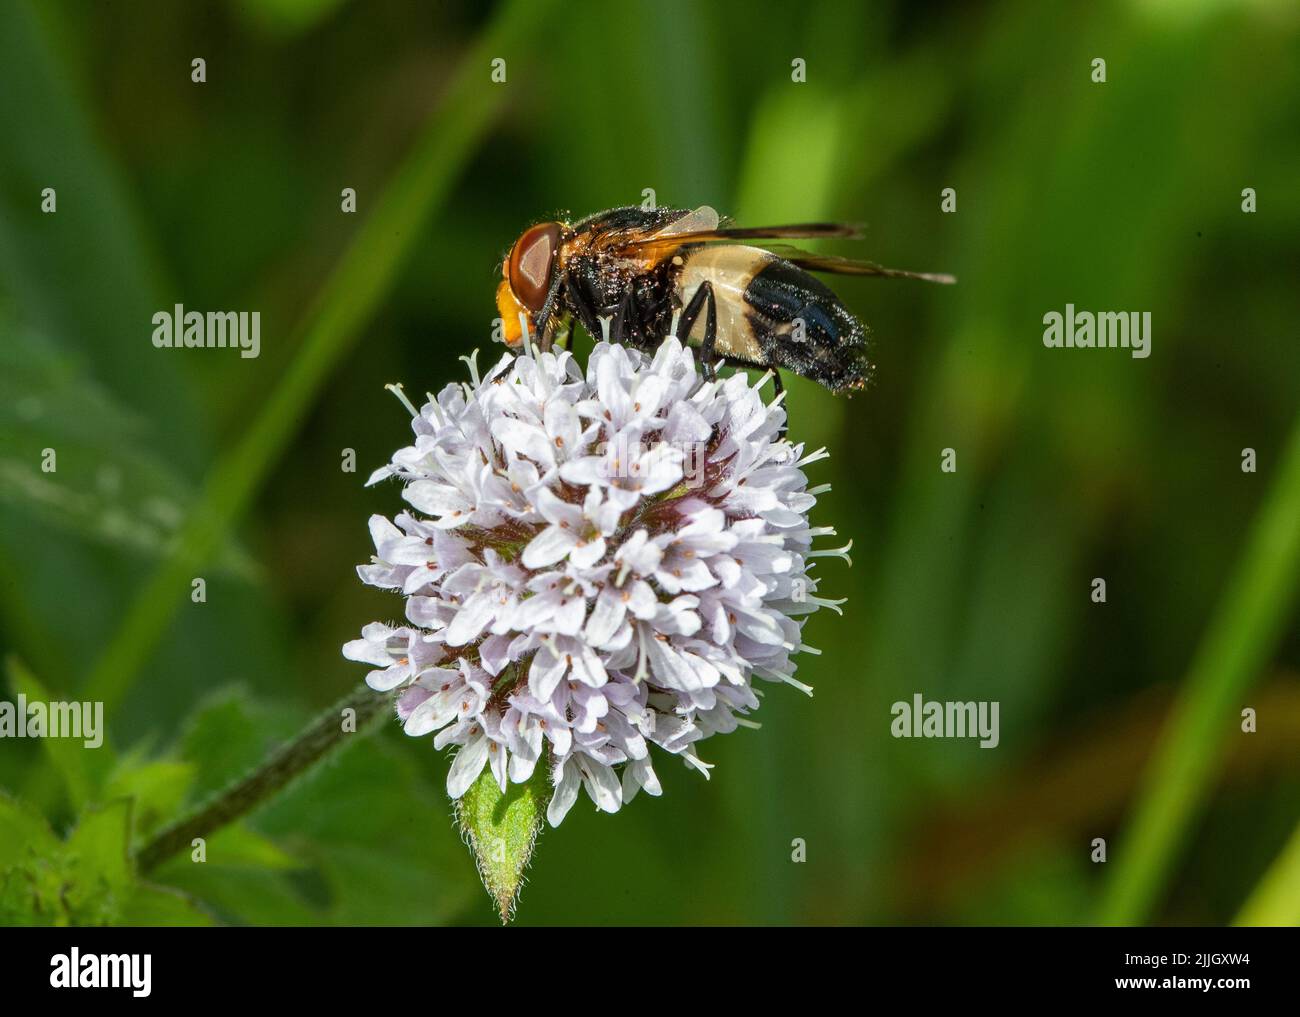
left=507, top=222, right=562, bottom=312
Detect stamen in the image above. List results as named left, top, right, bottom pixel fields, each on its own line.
left=458, top=348, right=482, bottom=388
left=733, top=717, right=762, bottom=731
left=384, top=382, right=419, bottom=418
left=806, top=483, right=832, bottom=496
left=799, top=446, right=830, bottom=467
left=682, top=751, right=713, bottom=778
left=598, top=315, right=612, bottom=343
left=520, top=312, right=555, bottom=399
left=765, top=670, right=815, bottom=697
left=633, top=624, right=650, bottom=683
left=807, top=594, right=847, bottom=616
left=668, top=309, right=682, bottom=339
left=808, top=539, right=854, bottom=566
left=518, top=312, right=539, bottom=361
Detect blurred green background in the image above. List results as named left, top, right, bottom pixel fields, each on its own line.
left=1, top=0, right=1298, bottom=926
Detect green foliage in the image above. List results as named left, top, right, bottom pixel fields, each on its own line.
left=150, top=688, right=473, bottom=925
left=0, top=677, right=475, bottom=925
left=0, top=795, right=209, bottom=926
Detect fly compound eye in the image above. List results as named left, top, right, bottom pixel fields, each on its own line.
left=507, top=222, right=562, bottom=312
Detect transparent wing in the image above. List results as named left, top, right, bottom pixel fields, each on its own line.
left=628, top=219, right=863, bottom=247
left=763, top=245, right=955, bottom=284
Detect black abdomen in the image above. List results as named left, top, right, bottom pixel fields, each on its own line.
left=744, top=259, right=872, bottom=393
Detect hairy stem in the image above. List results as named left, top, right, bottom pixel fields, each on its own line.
left=134, top=684, right=390, bottom=874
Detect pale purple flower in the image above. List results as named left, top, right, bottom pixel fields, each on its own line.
left=344, top=332, right=849, bottom=825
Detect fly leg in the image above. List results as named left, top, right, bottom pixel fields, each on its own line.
left=610, top=287, right=638, bottom=345
left=533, top=271, right=569, bottom=351
left=563, top=272, right=605, bottom=345
left=678, top=281, right=718, bottom=381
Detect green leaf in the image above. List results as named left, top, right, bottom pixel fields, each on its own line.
left=157, top=686, right=472, bottom=925
left=66, top=799, right=134, bottom=893
left=0, top=793, right=79, bottom=925
left=0, top=798, right=135, bottom=926
left=6, top=654, right=113, bottom=809
left=176, top=688, right=299, bottom=800
left=0, top=791, right=59, bottom=868
left=150, top=866, right=320, bottom=926
left=200, top=825, right=300, bottom=871
left=0, top=850, right=76, bottom=926
left=103, top=754, right=194, bottom=840
left=118, top=881, right=216, bottom=926
left=456, top=759, right=551, bottom=923
left=254, top=720, right=474, bottom=925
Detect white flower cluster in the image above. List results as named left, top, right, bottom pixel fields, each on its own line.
left=344, top=335, right=847, bottom=826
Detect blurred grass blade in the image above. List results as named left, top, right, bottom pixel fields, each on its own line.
left=0, top=320, right=255, bottom=577
left=230, top=0, right=349, bottom=38
left=0, top=0, right=202, bottom=469
left=1099, top=413, right=1300, bottom=924
left=1234, top=819, right=1300, bottom=926
left=81, top=0, right=554, bottom=712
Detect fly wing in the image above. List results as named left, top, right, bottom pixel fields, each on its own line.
left=646, top=205, right=721, bottom=239
left=615, top=208, right=865, bottom=263
left=761, top=245, right=956, bottom=283
left=588, top=206, right=722, bottom=259
left=628, top=220, right=863, bottom=247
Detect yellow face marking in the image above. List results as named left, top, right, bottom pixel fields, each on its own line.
left=495, top=280, right=527, bottom=347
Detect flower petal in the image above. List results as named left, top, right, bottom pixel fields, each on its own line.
left=521, top=524, right=575, bottom=569
left=446, top=735, right=490, bottom=799
left=547, top=758, right=581, bottom=827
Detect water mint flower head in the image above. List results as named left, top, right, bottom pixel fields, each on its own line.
left=344, top=332, right=849, bottom=830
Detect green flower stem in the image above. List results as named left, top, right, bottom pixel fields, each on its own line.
left=80, top=0, right=556, bottom=715
left=1098, top=412, right=1300, bottom=924
left=134, top=684, right=390, bottom=874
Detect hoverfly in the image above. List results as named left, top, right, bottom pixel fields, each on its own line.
left=495, top=205, right=953, bottom=397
